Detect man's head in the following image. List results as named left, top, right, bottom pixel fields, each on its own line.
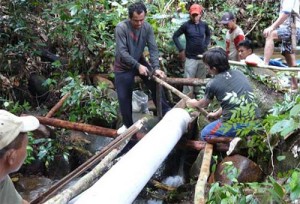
left=203, top=47, right=230, bottom=74
left=0, top=110, right=39, bottom=173
left=220, top=12, right=235, bottom=30
left=189, top=4, right=203, bottom=24
left=238, top=39, right=254, bottom=60
left=128, top=2, right=147, bottom=29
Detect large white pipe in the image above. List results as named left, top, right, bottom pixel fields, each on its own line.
left=70, top=108, right=191, bottom=204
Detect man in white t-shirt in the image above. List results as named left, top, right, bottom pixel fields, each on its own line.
left=238, top=39, right=264, bottom=65
left=263, top=0, right=300, bottom=91
left=220, top=12, right=245, bottom=61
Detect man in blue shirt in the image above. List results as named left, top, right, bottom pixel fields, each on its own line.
left=173, top=3, right=211, bottom=96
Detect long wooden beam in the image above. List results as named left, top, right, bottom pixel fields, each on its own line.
left=194, top=143, right=213, bottom=204
left=135, top=76, right=209, bottom=86
left=45, top=93, right=70, bottom=118
left=152, top=76, right=209, bottom=117
left=198, top=54, right=300, bottom=72
left=31, top=118, right=146, bottom=204
left=36, top=116, right=118, bottom=138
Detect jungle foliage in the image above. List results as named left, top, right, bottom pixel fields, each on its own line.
left=0, top=0, right=300, bottom=202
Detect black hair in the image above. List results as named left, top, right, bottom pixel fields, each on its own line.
left=0, top=133, right=26, bottom=159
left=128, top=2, right=147, bottom=19
left=203, top=47, right=230, bottom=73
left=238, top=39, right=254, bottom=53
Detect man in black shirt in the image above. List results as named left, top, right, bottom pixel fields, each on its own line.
left=173, top=3, right=211, bottom=96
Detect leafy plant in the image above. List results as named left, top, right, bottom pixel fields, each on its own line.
left=0, top=98, right=31, bottom=114
left=207, top=162, right=291, bottom=203
left=60, top=76, right=118, bottom=125
left=25, top=132, right=35, bottom=165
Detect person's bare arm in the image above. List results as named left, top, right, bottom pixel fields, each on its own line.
left=263, top=12, right=289, bottom=37
left=22, top=199, right=29, bottom=204
left=186, top=98, right=210, bottom=110
left=207, top=107, right=222, bottom=121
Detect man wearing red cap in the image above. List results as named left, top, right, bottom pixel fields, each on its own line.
left=173, top=3, right=211, bottom=97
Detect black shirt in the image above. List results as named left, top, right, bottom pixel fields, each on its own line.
left=173, top=20, right=211, bottom=59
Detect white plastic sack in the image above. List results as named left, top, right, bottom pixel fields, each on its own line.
left=132, top=90, right=149, bottom=113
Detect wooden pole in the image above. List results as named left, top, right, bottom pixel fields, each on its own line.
left=291, top=12, right=297, bottom=53
left=31, top=118, right=146, bottom=204
left=152, top=76, right=209, bottom=117
left=198, top=55, right=300, bottom=72
left=135, top=77, right=209, bottom=86
left=156, top=82, right=163, bottom=118
left=43, top=148, right=121, bottom=204
left=36, top=116, right=118, bottom=138
left=45, top=93, right=70, bottom=118
left=194, top=143, right=213, bottom=204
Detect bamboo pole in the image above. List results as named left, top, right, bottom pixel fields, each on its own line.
left=45, top=93, right=70, bottom=118
left=35, top=116, right=118, bottom=138
left=43, top=141, right=127, bottom=204
left=31, top=118, right=146, bottom=204
left=198, top=54, right=300, bottom=72
left=194, top=143, right=213, bottom=204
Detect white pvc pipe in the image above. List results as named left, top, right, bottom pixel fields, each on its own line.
left=69, top=108, right=191, bottom=204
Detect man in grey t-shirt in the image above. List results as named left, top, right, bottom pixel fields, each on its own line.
left=186, top=47, right=259, bottom=141
left=114, top=2, right=170, bottom=134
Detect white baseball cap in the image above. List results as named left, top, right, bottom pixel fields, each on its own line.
left=0, top=110, right=40, bottom=149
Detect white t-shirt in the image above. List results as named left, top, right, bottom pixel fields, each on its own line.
left=225, top=26, right=245, bottom=61
left=244, top=53, right=264, bottom=64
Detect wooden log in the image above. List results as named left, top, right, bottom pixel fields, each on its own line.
left=31, top=118, right=146, bottom=204
left=135, top=76, right=209, bottom=86
left=178, top=140, right=228, bottom=152
left=198, top=54, right=300, bottom=72
left=194, top=143, right=213, bottom=204
left=45, top=93, right=70, bottom=118
left=35, top=116, right=118, bottom=138
left=43, top=142, right=127, bottom=204
left=156, top=82, right=162, bottom=118
left=291, top=12, right=297, bottom=53
left=152, top=76, right=209, bottom=117
left=150, top=179, right=176, bottom=191
left=179, top=139, right=206, bottom=151
left=205, top=136, right=233, bottom=144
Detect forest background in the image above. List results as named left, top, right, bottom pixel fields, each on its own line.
left=1, top=0, right=300, bottom=203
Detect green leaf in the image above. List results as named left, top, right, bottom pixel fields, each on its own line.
left=70, top=5, right=78, bottom=16
left=290, top=104, right=300, bottom=117
left=276, top=155, right=286, bottom=161
left=270, top=119, right=297, bottom=136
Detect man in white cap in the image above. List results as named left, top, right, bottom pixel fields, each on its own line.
left=0, top=110, right=40, bottom=204
left=173, top=3, right=211, bottom=96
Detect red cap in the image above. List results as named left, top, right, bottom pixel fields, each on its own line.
left=189, top=4, right=203, bottom=15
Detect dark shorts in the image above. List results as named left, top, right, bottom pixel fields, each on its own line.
left=277, top=26, right=300, bottom=54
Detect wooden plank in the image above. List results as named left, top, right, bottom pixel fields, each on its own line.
left=194, top=143, right=213, bottom=204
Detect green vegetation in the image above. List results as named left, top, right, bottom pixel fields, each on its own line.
left=208, top=162, right=300, bottom=203
left=0, top=0, right=299, bottom=202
